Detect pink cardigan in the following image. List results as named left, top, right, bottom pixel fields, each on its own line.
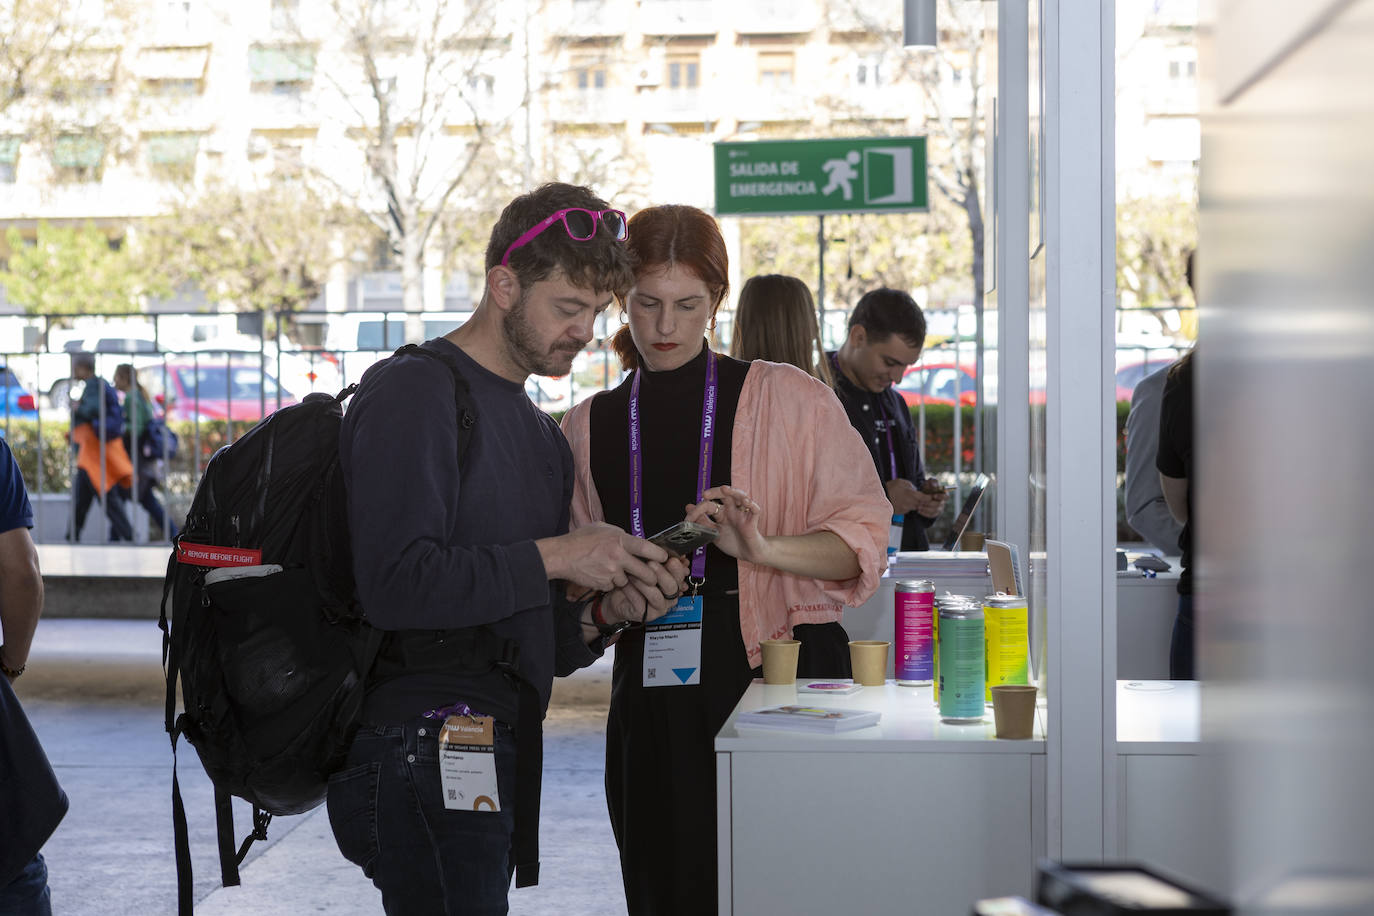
left=560, top=359, right=890, bottom=668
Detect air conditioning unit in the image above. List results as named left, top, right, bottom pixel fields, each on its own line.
left=635, top=64, right=662, bottom=87
left=635, top=49, right=665, bottom=87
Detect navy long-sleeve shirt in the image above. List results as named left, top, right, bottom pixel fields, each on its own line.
left=341, top=338, right=597, bottom=724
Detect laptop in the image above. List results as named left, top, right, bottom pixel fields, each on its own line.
left=940, top=473, right=992, bottom=551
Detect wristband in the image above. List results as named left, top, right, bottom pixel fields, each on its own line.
left=589, top=597, right=632, bottom=643
left=0, top=646, right=24, bottom=679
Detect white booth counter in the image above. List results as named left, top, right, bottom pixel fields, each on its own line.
left=842, top=559, right=1181, bottom=680
left=715, top=681, right=1046, bottom=915
left=1114, top=680, right=1225, bottom=895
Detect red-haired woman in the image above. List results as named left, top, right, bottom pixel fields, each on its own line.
left=560, top=204, right=889, bottom=914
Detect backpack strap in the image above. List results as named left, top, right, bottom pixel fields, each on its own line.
left=391, top=342, right=477, bottom=465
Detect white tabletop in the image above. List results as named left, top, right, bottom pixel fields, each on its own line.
left=716, top=679, right=1046, bottom=754
left=1116, top=679, right=1200, bottom=752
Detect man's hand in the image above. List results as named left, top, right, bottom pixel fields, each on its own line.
left=910, top=486, right=948, bottom=520
left=602, top=574, right=679, bottom=627
left=537, top=522, right=672, bottom=592
left=884, top=478, right=923, bottom=515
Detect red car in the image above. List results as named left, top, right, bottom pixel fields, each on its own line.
left=896, top=363, right=978, bottom=407
left=144, top=361, right=299, bottom=422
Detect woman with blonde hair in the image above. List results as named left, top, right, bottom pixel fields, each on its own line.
left=560, top=204, right=888, bottom=914
left=729, top=273, right=834, bottom=386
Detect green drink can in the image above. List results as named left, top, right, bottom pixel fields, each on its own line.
left=938, top=595, right=985, bottom=723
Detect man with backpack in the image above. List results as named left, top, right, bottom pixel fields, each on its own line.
left=329, top=182, right=686, bottom=914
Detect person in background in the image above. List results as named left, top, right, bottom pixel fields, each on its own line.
left=560, top=204, right=889, bottom=915
left=0, top=436, right=63, bottom=915
left=1124, top=251, right=1194, bottom=555
left=67, top=353, right=133, bottom=543
left=729, top=273, right=835, bottom=386
left=113, top=364, right=178, bottom=541
left=1124, top=361, right=1183, bottom=553
left=1157, top=344, right=1196, bottom=679
left=829, top=289, right=947, bottom=550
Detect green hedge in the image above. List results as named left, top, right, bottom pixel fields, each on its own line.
left=904, top=402, right=1130, bottom=472
left=2, top=418, right=258, bottom=496
left=3, top=403, right=1139, bottom=536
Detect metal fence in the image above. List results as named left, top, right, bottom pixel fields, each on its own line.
left=0, top=308, right=1189, bottom=545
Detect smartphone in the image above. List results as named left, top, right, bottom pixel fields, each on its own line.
left=647, top=520, right=719, bottom=557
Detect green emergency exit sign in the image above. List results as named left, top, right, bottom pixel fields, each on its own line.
left=714, top=137, right=928, bottom=217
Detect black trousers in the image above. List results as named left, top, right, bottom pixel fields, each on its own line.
left=605, top=595, right=850, bottom=916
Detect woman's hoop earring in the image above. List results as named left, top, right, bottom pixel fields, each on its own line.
left=708, top=315, right=717, bottom=332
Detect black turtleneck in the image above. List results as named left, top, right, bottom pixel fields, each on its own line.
left=589, top=344, right=750, bottom=595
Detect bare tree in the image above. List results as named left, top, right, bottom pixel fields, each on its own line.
left=0, top=0, right=139, bottom=172
left=301, top=0, right=515, bottom=337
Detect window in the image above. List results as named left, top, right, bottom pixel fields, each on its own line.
left=0, top=138, right=18, bottom=184
left=854, top=53, right=884, bottom=89
left=248, top=45, right=316, bottom=92
left=466, top=73, right=494, bottom=101
left=758, top=51, right=794, bottom=91
left=270, top=0, right=299, bottom=31
left=270, top=141, right=306, bottom=180
left=145, top=132, right=199, bottom=179
left=52, top=134, right=105, bottom=182
left=667, top=55, right=699, bottom=90
left=1167, top=52, right=1197, bottom=82
left=572, top=59, right=608, bottom=91
left=161, top=0, right=193, bottom=29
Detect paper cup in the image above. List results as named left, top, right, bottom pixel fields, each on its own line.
left=759, top=639, right=801, bottom=685
left=991, top=685, right=1038, bottom=739
left=849, top=640, right=890, bottom=686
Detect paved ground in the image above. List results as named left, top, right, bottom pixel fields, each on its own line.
left=16, top=619, right=630, bottom=916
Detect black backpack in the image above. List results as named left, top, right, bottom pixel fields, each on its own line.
left=159, top=343, right=486, bottom=913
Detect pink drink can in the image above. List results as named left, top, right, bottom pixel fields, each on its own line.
left=894, top=579, right=936, bottom=685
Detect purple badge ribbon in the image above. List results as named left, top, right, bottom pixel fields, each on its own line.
left=629, top=349, right=718, bottom=581
left=424, top=701, right=483, bottom=721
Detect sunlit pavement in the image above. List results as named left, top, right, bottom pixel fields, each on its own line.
left=16, top=620, right=628, bottom=916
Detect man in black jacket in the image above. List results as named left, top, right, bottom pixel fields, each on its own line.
left=829, top=287, right=947, bottom=550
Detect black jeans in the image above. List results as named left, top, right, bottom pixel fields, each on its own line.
left=0, top=853, right=51, bottom=916
left=327, top=716, right=517, bottom=916
left=120, top=472, right=177, bottom=540
left=70, top=469, right=133, bottom=542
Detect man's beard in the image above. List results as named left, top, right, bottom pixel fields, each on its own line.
left=503, top=291, right=582, bottom=377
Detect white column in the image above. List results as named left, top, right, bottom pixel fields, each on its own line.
left=1043, top=0, right=1115, bottom=861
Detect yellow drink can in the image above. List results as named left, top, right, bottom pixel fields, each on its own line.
left=983, top=593, right=1030, bottom=702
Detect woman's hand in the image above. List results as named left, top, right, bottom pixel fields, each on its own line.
left=685, top=484, right=768, bottom=566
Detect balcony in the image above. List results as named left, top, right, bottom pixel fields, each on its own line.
left=827, top=0, right=899, bottom=34
left=640, top=86, right=708, bottom=124
left=547, top=0, right=632, bottom=38
left=245, top=90, right=320, bottom=130
left=733, top=0, right=819, bottom=35
left=638, top=0, right=718, bottom=36
left=731, top=86, right=813, bottom=123
left=548, top=88, right=630, bottom=124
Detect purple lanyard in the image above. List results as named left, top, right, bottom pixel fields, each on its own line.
left=832, top=352, right=898, bottom=480
left=629, top=349, right=718, bottom=581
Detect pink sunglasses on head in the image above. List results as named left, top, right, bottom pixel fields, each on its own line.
left=500, top=207, right=628, bottom=267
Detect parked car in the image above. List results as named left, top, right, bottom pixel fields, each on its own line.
left=896, top=363, right=979, bottom=407
left=0, top=365, right=39, bottom=426
left=140, top=360, right=299, bottom=422
left=1114, top=356, right=1179, bottom=402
